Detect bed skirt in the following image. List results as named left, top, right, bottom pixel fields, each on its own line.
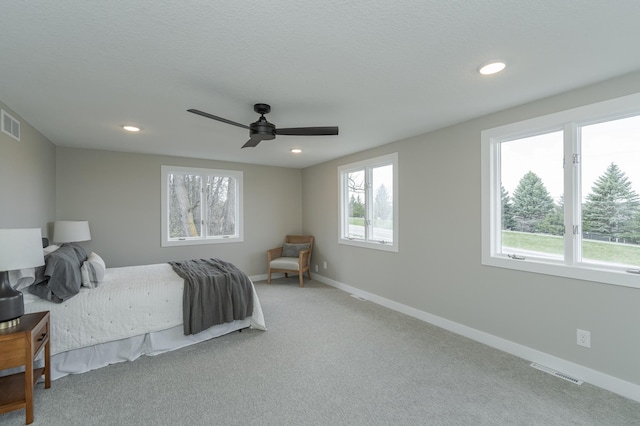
left=45, top=318, right=252, bottom=380
left=16, top=263, right=266, bottom=380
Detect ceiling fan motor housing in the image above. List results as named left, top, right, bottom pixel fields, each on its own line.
left=250, top=116, right=276, bottom=140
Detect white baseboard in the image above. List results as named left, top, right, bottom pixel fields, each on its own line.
left=249, top=273, right=269, bottom=282
left=312, top=274, right=640, bottom=403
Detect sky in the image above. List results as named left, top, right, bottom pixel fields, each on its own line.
left=500, top=115, right=640, bottom=203
left=373, top=164, right=393, bottom=196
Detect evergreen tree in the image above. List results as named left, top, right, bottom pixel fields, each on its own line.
left=582, top=163, right=640, bottom=241
left=349, top=194, right=357, bottom=217
left=538, top=196, right=564, bottom=236
left=501, top=185, right=516, bottom=230
left=627, top=211, right=640, bottom=245
left=374, top=184, right=392, bottom=220
left=350, top=194, right=365, bottom=218
left=511, top=171, right=555, bottom=232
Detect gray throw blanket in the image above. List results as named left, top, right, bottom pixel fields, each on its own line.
left=169, top=258, right=254, bottom=335
left=29, top=243, right=88, bottom=303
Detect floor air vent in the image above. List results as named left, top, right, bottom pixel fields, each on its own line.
left=530, top=363, right=583, bottom=385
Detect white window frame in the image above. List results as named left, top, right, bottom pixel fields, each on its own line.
left=338, top=152, right=398, bottom=252
left=481, top=92, right=640, bottom=288
left=161, top=165, right=243, bottom=247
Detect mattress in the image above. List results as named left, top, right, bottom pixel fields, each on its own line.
left=24, top=263, right=266, bottom=356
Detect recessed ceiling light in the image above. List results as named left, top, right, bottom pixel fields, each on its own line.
left=123, top=125, right=140, bottom=132
left=290, top=148, right=302, bottom=154
left=478, top=61, right=506, bottom=75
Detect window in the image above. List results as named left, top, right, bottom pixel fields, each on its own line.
left=339, top=153, right=398, bottom=252
left=161, top=165, right=243, bottom=247
left=482, top=93, right=640, bottom=288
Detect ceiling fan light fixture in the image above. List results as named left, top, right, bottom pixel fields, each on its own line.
left=290, top=148, right=302, bottom=154
left=122, top=125, right=140, bottom=132
left=478, top=61, right=506, bottom=75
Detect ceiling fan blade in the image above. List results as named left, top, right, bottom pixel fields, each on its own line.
left=187, top=109, right=249, bottom=129
left=242, top=136, right=264, bottom=149
left=275, top=126, right=339, bottom=136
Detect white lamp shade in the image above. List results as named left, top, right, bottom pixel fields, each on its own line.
left=0, top=228, right=45, bottom=272
left=53, top=221, right=91, bottom=243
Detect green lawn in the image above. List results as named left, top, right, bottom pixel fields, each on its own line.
left=348, top=217, right=392, bottom=230
left=502, top=232, right=563, bottom=255
left=349, top=217, right=365, bottom=226
left=502, top=231, right=640, bottom=265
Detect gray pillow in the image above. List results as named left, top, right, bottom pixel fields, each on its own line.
left=282, top=243, right=310, bottom=257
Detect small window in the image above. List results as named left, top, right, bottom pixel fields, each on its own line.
left=161, top=165, right=243, bottom=247
left=338, top=153, right=398, bottom=252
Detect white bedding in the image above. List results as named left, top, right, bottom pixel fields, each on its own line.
left=24, top=263, right=266, bottom=356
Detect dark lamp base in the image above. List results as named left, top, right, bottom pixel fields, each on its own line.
left=0, top=271, right=25, bottom=326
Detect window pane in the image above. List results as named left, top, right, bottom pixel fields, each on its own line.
left=500, top=131, right=564, bottom=259
left=205, top=176, right=236, bottom=236
left=168, top=173, right=202, bottom=238
left=581, top=115, right=640, bottom=268
left=372, top=164, right=393, bottom=244
left=346, top=169, right=365, bottom=239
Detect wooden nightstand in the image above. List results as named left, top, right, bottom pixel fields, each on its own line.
left=0, top=311, right=50, bottom=424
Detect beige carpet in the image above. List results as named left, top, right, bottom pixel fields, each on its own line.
left=2, top=278, right=640, bottom=425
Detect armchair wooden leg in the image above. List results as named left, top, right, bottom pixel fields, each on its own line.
left=267, top=270, right=271, bottom=284
left=299, top=273, right=304, bottom=287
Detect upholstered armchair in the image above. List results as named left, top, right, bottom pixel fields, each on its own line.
left=267, top=235, right=314, bottom=287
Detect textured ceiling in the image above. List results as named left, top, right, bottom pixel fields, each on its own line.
left=1, top=1, right=640, bottom=168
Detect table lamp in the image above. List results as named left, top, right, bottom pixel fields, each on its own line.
left=0, top=228, right=45, bottom=329
left=53, top=220, right=91, bottom=243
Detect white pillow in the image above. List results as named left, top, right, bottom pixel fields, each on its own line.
left=22, top=292, right=40, bottom=305
left=8, top=268, right=36, bottom=290
left=7, top=245, right=61, bottom=291
left=80, top=252, right=106, bottom=288
left=43, top=244, right=60, bottom=256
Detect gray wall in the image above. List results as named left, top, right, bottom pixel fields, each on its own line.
left=55, top=147, right=302, bottom=274
left=0, top=101, right=56, bottom=235
left=4, top=70, right=640, bottom=390
left=302, top=71, right=640, bottom=387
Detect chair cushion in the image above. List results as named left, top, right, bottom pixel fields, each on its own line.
left=270, top=257, right=301, bottom=270
left=282, top=243, right=310, bottom=257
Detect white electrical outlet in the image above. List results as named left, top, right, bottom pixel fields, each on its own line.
left=577, top=329, right=591, bottom=348
left=323, top=261, right=328, bottom=269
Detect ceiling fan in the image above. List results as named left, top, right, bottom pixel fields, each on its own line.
left=187, top=103, right=339, bottom=148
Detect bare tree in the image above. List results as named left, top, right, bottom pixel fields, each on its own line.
left=206, top=176, right=236, bottom=236
left=170, top=174, right=200, bottom=238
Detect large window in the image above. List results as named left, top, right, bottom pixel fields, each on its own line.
left=161, top=165, right=243, bottom=247
left=339, top=153, right=398, bottom=252
left=482, top=93, right=640, bottom=288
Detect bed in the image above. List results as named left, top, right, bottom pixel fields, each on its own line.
left=13, top=243, right=266, bottom=380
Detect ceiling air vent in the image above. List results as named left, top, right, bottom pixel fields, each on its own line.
left=1, top=109, right=21, bottom=141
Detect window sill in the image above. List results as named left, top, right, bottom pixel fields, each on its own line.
left=482, top=255, right=640, bottom=289
left=339, top=238, right=398, bottom=253
left=162, top=237, right=242, bottom=247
